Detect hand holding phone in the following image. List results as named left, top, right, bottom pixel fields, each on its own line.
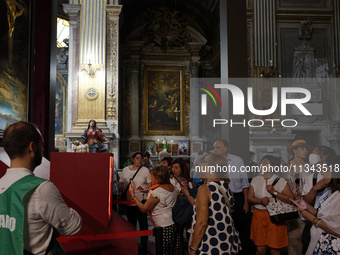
left=290, top=198, right=307, bottom=209
left=174, top=175, right=184, bottom=187
left=289, top=198, right=301, bottom=208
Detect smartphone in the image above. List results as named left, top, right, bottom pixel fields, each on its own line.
left=289, top=198, right=302, bottom=209
left=174, top=175, right=184, bottom=187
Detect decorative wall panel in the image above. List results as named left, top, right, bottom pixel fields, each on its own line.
left=277, top=0, right=330, bottom=10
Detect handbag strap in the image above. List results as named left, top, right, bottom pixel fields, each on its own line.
left=270, top=177, right=281, bottom=202
left=211, top=182, right=231, bottom=211
left=124, top=166, right=143, bottom=193
left=272, top=177, right=281, bottom=187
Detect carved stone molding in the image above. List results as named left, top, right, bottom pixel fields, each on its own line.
left=63, top=4, right=81, bottom=19
left=276, top=14, right=332, bottom=22
left=184, top=63, right=191, bottom=76
left=56, top=47, right=68, bottom=71
left=127, top=61, right=141, bottom=72
left=106, top=19, right=119, bottom=120
left=190, top=62, right=200, bottom=74
left=141, top=6, right=191, bottom=51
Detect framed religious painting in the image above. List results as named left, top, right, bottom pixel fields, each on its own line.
left=144, top=67, right=185, bottom=135
left=192, top=142, right=202, bottom=154
left=178, top=140, right=189, bottom=156
left=0, top=0, right=31, bottom=134
left=144, top=140, right=156, bottom=155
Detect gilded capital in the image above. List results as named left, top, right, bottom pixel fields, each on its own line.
left=106, top=5, right=122, bottom=18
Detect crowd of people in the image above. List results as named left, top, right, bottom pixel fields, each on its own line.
left=1, top=121, right=340, bottom=255
left=119, top=138, right=340, bottom=255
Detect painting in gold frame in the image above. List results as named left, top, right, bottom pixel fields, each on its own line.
left=0, top=0, right=31, bottom=133
left=144, top=67, right=185, bottom=135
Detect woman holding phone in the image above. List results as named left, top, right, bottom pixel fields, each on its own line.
left=129, top=165, right=181, bottom=255
left=294, top=156, right=340, bottom=255
left=170, top=158, right=192, bottom=195
left=118, top=152, right=151, bottom=255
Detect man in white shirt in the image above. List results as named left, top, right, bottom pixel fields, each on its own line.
left=283, top=139, right=313, bottom=255
left=0, top=122, right=82, bottom=255
left=214, top=139, right=251, bottom=255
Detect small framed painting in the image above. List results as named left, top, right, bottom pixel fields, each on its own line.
left=178, top=140, right=189, bottom=156
left=192, top=142, right=202, bottom=153
left=145, top=140, right=156, bottom=155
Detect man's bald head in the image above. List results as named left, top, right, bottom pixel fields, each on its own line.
left=3, top=121, right=42, bottom=160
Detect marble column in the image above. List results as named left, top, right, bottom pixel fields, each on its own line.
left=63, top=3, right=81, bottom=151
left=334, top=0, right=340, bottom=77
left=127, top=42, right=143, bottom=152
left=128, top=61, right=141, bottom=144
left=254, top=0, right=277, bottom=67
left=76, top=0, right=107, bottom=127
left=188, top=42, right=204, bottom=155
left=220, top=0, right=249, bottom=162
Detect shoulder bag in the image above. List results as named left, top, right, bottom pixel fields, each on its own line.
left=266, top=177, right=299, bottom=223
left=120, top=166, right=143, bottom=206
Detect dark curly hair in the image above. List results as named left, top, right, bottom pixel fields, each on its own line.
left=171, top=158, right=190, bottom=180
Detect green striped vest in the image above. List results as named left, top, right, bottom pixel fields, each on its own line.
left=0, top=175, right=46, bottom=255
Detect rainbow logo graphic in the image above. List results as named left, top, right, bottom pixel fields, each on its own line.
left=197, top=82, right=222, bottom=115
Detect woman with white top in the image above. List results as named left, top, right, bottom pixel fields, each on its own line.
left=129, top=165, right=181, bottom=255
left=294, top=155, right=340, bottom=255
left=248, top=155, right=294, bottom=255
left=118, top=152, right=151, bottom=255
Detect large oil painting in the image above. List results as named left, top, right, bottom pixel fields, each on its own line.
left=0, top=0, right=30, bottom=133
left=144, top=67, right=185, bottom=135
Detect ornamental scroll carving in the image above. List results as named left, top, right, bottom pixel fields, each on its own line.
left=142, top=6, right=191, bottom=51
left=106, top=20, right=118, bottom=120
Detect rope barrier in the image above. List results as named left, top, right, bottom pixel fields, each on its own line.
left=111, top=200, right=137, bottom=205
left=57, top=230, right=154, bottom=242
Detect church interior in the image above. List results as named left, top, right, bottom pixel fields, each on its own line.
left=1, top=0, right=340, bottom=254
left=1, top=0, right=340, bottom=168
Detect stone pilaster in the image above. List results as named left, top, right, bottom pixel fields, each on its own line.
left=106, top=4, right=122, bottom=167
left=127, top=60, right=141, bottom=141
left=63, top=3, right=81, bottom=151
